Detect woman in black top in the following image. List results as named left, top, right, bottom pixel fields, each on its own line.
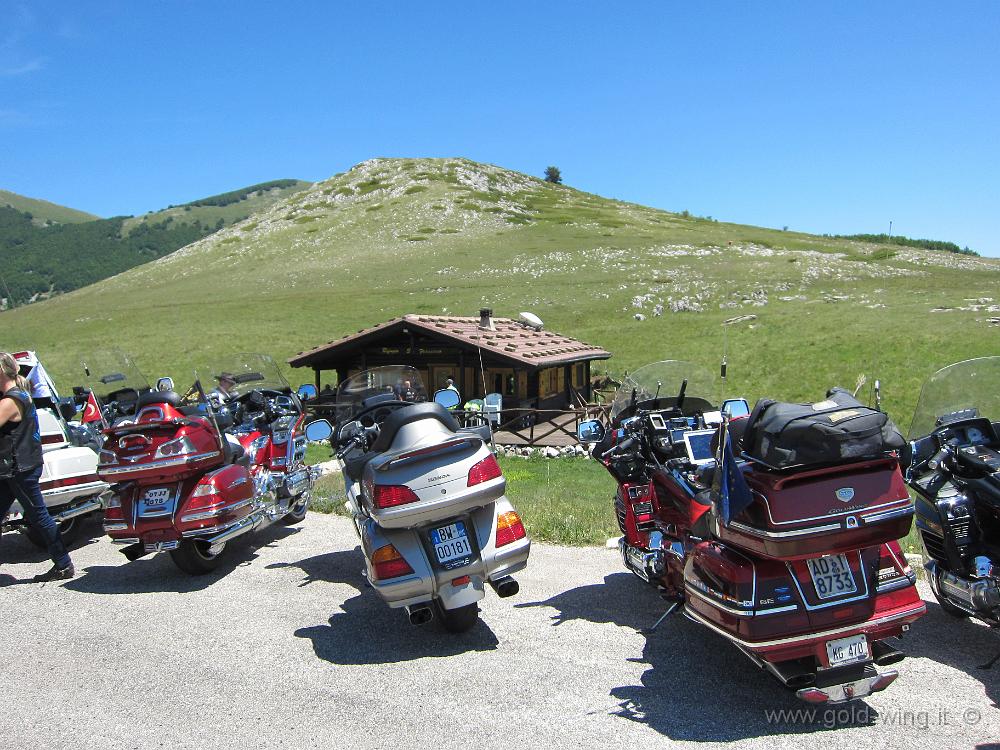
left=0, top=352, right=74, bottom=581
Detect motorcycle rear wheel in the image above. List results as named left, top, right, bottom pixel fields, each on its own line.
left=23, top=515, right=80, bottom=549
left=281, top=494, right=309, bottom=525
left=434, top=600, right=479, bottom=633
left=170, top=539, right=227, bottom=575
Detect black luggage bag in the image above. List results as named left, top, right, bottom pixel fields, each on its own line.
left=742, top=387, right=905, bottom=470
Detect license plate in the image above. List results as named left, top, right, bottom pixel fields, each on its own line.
left=140, top=486, right=173, bottom=515
left=430, top=521, right=472, bottom=564
left=826, top=633, right=869, bottom=667
left=806, top=553, right=858, bottom=599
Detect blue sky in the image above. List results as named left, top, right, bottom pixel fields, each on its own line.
left=2, top=2, right=998, bottom=255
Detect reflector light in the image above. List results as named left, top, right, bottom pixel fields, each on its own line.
left=372, top=484, right=421, bottom=509
left=467, top=454, right=503, bottom=486
left=495, top=510, right=526, bottom=547
left=103, top=493, right=124, bottom=521
left=451, top=576, right=471, bottom=587
left=371, top=544, right=413, bottom=580
left=796, top=688, right=830, bottom=704
left=870, top=671, right=899, bottom=692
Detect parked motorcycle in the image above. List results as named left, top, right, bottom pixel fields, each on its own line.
left=578, top=361, right=925, bottom=704
left=1, top=350, right=109, bottom=547
left=309, top=365, right=530, bottom=633
left=904, top=356, right=1000, bottom=625
left=98, top=353, right=316, bottom=574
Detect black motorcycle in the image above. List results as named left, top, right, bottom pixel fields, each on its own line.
left=905, top=356, right=1000, bottom=624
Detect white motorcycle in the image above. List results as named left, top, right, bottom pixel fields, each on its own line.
left=2, top=351, right=109, bottom=547
left=308, top=365, right=531, bottom=632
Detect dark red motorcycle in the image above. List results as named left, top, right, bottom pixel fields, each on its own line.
left=98, top=354, right=317, bottom=574
left=579, top=360, right=925, bottom=704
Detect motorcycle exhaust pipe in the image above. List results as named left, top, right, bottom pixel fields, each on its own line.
left=762, top=658, right=816, bottom=689
left=407, top=605, right=434, bottom=626
left=119, top=542, right=148, bottom=561
left=51, top=497, right=104, bottom=523
left=489, top=576, right=519, bottom=598
left=872, top=639, right=905, bottom=666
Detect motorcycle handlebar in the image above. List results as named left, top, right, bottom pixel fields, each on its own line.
left=601, top=436, right=636, bottom=459
left=927, top=446, right=951, bottom=472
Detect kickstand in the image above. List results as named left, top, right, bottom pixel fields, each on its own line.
left=640, top=602, right=678, bottom=635
left=977, top=648, right=1000, bottom=670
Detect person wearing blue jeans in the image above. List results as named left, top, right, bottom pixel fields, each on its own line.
left=0, top=351, right=74, bottom=581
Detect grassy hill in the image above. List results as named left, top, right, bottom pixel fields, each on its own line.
left=0, top=179, right=310, bottom=305
left=0, top=188, right=98, bottom=225
left=3, top=157, right=998, bottom=428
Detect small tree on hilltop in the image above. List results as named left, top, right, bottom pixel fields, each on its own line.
left=544, top=166, right=562, bottom=184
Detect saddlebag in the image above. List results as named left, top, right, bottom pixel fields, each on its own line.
left=742, top=388, right=905, bottom=471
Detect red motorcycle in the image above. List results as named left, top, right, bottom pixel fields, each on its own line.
left=579, top=361, right=925, bottom=704
left=98, top=354, right=316, bottom=574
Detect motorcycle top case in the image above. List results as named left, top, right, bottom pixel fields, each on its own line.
left=742, top=388, right=905, bottom=471
left=715, top=457, right=913, bottom=560
left=361, top=439, right=507, bottom=530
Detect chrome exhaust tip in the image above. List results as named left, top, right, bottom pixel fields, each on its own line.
left=489, top=576, right=519, bottom=598
left=407, top=605, right=434, bottom=626
left=872, top=639, right=906, bottom=666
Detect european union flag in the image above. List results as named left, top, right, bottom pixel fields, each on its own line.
left=715, top=421, right=755, bottom=526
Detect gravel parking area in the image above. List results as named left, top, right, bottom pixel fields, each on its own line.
left=2, top=514, right=998, bottom=749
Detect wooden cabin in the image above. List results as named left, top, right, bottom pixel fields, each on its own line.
left=288, top=309, right=611, bottom=412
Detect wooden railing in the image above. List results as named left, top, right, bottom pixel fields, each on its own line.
left=468, top=404, right=611, bottom=447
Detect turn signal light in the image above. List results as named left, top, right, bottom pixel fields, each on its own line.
left=372, top=484, right=421, bottom=509
left=371, top=544, right=413, bottom=580
left=496, top=510, right=526, bottom=547
left=467, top=454, right=502, bottom=486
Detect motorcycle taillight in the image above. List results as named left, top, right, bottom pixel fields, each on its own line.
left=371, top=544, right=413, bottom=579
left=496, top=510, right=526, bottom=547
left=467, top=454, right=502, bottom=486
left=372, top=484, right=420, bottom=509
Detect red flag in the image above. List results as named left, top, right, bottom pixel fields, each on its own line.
left=82, top=391, right=106, bottom=427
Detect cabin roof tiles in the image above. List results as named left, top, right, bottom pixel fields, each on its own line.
left=288, top=314, right=611, bottom=370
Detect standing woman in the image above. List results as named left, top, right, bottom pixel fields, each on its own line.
left=0, top=352, right=74, bottom=580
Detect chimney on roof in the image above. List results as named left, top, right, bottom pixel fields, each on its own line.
left=479, top=307, right=495, bottom=331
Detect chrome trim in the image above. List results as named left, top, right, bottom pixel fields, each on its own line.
left=182, top=512, right=264, bottom=542
left=876, top=576, right=916, bottom=593
left=40, top=481, right=110, bottom=500
left=103, top=523, right=130, bottom=532
left=98, top=451, right=221, bottom=476
left=50, top=497, right=103, bottom=523
left=180, top=498, right=254, bottom=522
left=110, top=536, right=140, bottom=544
left=685, top=603, right=925, bottom=649
left=729, top=520, right=841, bottom=539
left=143, top=540, right=179, bottom=553
left=861, top=506, right=914, bottom=525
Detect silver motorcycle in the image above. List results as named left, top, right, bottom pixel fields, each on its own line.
left=308, top=366, right=530, bottom=632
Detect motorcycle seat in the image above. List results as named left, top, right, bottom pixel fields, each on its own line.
left=370, top=403, right=459, bottom=453
left=136, top=389, right=183, bottom=408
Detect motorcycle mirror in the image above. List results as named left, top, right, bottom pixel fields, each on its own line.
left=156, top=376, right=174, bottom=392
left=722, top=399, right=750, bottom=419
left=336, top=420, right=362, bottom=444
left=298, top=383, right=318, bottom=400
left=433, top=388, right=462, bottom=410
left=305, top=419, right=334, bottom=442
left=577, top=419, right=605, bottom=444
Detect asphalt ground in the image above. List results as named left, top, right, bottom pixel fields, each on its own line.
left=1, top=514, right=998, bottom=750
